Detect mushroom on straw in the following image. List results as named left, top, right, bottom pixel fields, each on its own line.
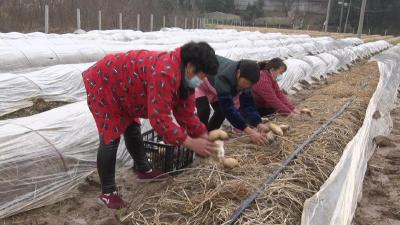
left=209, top=129, right=239, bottom=169
left=209, top=129, right=229, bottom=161
left=301, top=108, right=313, bottom=117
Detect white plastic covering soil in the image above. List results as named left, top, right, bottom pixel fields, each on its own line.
left=0, top=28, right=389, bottom=219
left=0, top=63, right=91, bottom=116
left=1, top=40, right=389, bottom=117
left=301, top=45, right=400, bottom=225
left=0, top=29, right=361, bottom=72
left=0, top=101, right=153, bottom=219
left=0, top=41, right=391, bottom=219
left=279, top=40, right=390, bottom=93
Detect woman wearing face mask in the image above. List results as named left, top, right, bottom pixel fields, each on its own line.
left=82, top=41, right=219, bottom=209
left=195, top=56, right=269, bottom=145
left=252, top=58, right=300, bottom=117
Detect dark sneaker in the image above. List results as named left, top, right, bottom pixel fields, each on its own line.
left=136, top=169, right=169, bottom=182
left=98, top=191, right=126, bottom=209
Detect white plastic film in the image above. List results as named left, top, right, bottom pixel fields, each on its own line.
left=301, top=45, right=400, bottom=225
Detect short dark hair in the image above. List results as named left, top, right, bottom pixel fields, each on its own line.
left=239, top=60, right=260, bottom=84
left=258, top=58, right=287, bottom=72
left=180, top=41, right=219, bottom=76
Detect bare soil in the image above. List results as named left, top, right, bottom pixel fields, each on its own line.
left=0, top=98, right=68, bottom=120
left=353, top=106, right=400, bottom=225
left=215, top=25, right=400, bottom=44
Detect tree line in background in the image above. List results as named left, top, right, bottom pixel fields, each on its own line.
left=326, top=0, right=400, bottom=35
left=198, top=0, right=400, bottom=35
left=0, top=0, right=202, bottom=33
left=0, top=0, right=398, bottom=35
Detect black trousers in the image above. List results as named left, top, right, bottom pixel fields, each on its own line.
left=97, top=123, right=151, bottom=193
left=196, top=96, right=226, bottom=131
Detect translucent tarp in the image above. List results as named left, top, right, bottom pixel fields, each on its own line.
left=0, top=101, right=153, bottom=219
left=0, top=37, right=365, bottom=116
left=0, top=28, right=312, bottom=44
left=0, top=63, right=91, bottom=116
left=0, top=40, right=390, bottom=219
left=0, top=28, right=361, bottom=72
left=279, top=40, right=391, bottom=93
left=301, top=44, right=400, bottom=225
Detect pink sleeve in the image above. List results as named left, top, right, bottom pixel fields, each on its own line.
left=195, top=78, right=218, bottom=103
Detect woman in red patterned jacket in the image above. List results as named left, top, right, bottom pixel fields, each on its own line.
left=252, top=58, right=300, bottom=117
left=82, top=42, right=219, bottom=209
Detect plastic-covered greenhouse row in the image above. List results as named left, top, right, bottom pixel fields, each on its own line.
left=0, top=37, right=392, bottom=219
left=0, top=39, right=389, bottom=117
left=0, top=28, right=361, bottom=72
left=302, top=45, right=400, bottom=225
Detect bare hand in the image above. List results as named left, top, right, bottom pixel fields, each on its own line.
left=245, top=127, right=267, bottom=145
left=199, top=132, right=209, bottom=140
left=183, top=137, right=218, bottom=157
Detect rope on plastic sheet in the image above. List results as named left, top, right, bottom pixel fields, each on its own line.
left=21, top=75, right=42, bottom=91
left=0, top=121, right=68, bottom=172
left=45, top=45, right=62, bottom=63
left=224, top=97, right=356, bottom=225
left=13, top=46, right=33, bottom=67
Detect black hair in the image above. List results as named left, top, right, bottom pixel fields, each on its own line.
left=180, top=41, right=219, bottom=76
left=258, top=58, right=287, bottom=72
left=238, top=60, right=260, bottom=84
left=178, top=42, right=218, bottom=100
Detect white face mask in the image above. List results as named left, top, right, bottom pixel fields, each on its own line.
left=275, top=75, right=283, bottom=82
left=185, top=75, right=203, bottom=88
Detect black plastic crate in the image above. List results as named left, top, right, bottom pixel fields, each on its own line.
left=141, top=129, right=194, bottom=173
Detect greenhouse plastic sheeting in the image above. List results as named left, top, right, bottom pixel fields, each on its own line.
left=0, top=29, right=362, bottom=50
left=0, top=41, right=391, bottom=219
left=0, top=29, right=360, bottom=72
left=0, top=40, right=389, bottom=117
left=0, top=101, right=154, bottom=219
left=301, top=45, right=400, bottom=225
left=279, top=58, right=313, bottom=94
left=0, top=29, right=312, bottom=44
left=0, top=63, right=91, bottom=116
left=279, top=41, right=391, bottom=93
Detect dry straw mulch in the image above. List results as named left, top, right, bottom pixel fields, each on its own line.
left=123, top=61, right=380, bottom=225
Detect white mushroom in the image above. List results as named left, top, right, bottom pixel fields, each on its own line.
left=301, top=108, right=312, bottom=117
left=209, top=129, right=229, bottom=161
left=279, top=124, right=291, bottom=133
left=266, top=131, right=276, bottom=143
left=268, top=122, right=284, bottom=136
left=222, top=157, right=239, bottom=169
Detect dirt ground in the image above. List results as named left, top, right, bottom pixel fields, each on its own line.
left=0, top=59, right=382, bottom=225
left=214, top=25, right=400, bottom=45
left=0, top=98, right=68, bottom=120
left=353, top=106, right=400, bottom=225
